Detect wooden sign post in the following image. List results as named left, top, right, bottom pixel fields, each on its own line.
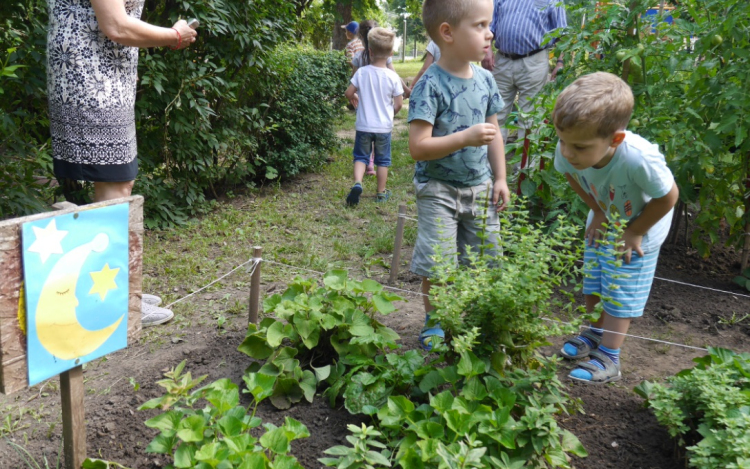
left=0, top=196, right=144, bottom=469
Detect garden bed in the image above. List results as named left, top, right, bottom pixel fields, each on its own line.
left=1, top=229, right=748, bottom=468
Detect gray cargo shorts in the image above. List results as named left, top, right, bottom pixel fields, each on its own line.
left=410, top=178, right=500, bottom=278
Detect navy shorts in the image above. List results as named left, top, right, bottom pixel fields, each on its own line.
left=353, top=131, right=392, bottom=167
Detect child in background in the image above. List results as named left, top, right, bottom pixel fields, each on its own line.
left=344, top=27, right=404, bottom=206
left=411, top=40, right=441, bottom=89
left=342, top=21, right=364, bottom=69
left=408, top=0, right=509, bottom=349
left=353, top=20, right=411, bottom=176
left=554, top=72, right=679, bottom=384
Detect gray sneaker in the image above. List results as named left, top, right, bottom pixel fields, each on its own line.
left=142, top=293, right=162, bottom=306
left=142, top=302, right=174, bottom=327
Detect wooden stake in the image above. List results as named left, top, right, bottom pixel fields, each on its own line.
left=60, top=365, right=85, bottom=469
left=389, top=205, right=407, bottom=285
left=249, top=246, right=262, bottom=325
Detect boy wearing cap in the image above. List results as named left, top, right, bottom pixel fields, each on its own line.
left=342, top=21, right=364, bottom=68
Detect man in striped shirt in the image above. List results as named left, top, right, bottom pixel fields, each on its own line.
left=482, top=0, right=567, bottom=141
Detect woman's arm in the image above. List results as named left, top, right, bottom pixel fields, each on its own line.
left=91, top=0, right=196, bottom=48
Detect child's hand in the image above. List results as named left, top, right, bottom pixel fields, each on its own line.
left=349, top=93, right=359, bottom=109
left=619, top=229, right=644, bottom=264
left=585, top=211, right=608, bottom=247
left=492, top=180, right=510, bottom=212
left=464, top=123, right=497, bottom=147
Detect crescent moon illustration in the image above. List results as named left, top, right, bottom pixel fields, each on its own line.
left=35, top=233, right=125, bottom=360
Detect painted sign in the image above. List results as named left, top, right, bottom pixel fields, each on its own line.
left=21, top=204, right=130, bottom=385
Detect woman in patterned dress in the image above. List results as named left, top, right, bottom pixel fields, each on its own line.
left=47, top=0, right=196, bottom=202
left=47, top=0, right=197, bottom=326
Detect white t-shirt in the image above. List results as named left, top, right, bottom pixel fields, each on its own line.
left=350, top=65, right=404, bottom=133
left=426, top=41, right=441, bottom=62
left=554, top=131, right=675, bottom=254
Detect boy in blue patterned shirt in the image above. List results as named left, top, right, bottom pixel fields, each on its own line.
left=408, top=0, right=510, bottom=350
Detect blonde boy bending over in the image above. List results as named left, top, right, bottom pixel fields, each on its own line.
left=554, top=72, right=679, bottom=384
left=408, top=0, right=510, bottom=350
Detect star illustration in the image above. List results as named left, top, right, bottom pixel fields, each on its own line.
left=89, top=264, right=120, bottom=301
left=27, top=219, right=68, bottom=264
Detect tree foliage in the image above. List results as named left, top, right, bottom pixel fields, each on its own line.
left=0, top=0, right=350, bottom=226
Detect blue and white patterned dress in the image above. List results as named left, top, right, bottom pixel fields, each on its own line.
left=47, top=0, right=143, bottom=173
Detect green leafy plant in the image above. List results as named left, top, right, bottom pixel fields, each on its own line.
left=635, top=347, right=750, bottom=468
left=353, top=353, right=585, bottom=469
left=320, top=423, right=392, bottom=469
left=139, top=360, right=309, bottom=468
left=429, top=204, right=583, bottom=370
left=237, top=270, right=403, bottom=409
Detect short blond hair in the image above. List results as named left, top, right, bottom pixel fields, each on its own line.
left=553, top=72, right=634, bottom=138
left=368, top=27, right=395, bottom=59
left=422, top=0, right=487, bottom=43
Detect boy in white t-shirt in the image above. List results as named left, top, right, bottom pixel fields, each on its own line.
left=344, top=27, right=404, bottom=205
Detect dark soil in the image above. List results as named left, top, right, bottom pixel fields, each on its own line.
left=2, top=221, right=749, bottom=469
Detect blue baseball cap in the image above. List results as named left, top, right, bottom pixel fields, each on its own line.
left=341, top=21, right=359, bottom=34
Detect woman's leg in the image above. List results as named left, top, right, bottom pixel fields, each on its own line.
left=94, top=180, right=135, bottom=202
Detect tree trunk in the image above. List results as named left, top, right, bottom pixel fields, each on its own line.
left=332, top=3, right=353, bottom=51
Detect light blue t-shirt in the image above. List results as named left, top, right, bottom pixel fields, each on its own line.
left=554, top=131, right=675, bottom=253
left=408, top=63, right=504, bottom=187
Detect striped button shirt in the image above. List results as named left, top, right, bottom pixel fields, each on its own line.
left=490, top=0, right=567, bottom=56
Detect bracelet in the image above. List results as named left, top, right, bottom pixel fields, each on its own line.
left=556, top=59, right=564, bottom=65
left=170, top=27, right=181, bottom=50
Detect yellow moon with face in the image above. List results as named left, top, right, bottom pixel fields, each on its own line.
left=35, top=233, right=125, bottom=360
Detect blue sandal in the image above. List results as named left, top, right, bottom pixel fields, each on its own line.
left=419, top=315, right=444, bottom=351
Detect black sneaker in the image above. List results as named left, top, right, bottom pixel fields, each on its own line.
left=346, top=184, right=363, bottom=206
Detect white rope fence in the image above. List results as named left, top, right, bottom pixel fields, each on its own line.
left=157, top=235, right=746, bottom=354
left=397, top=212, right=750, bottom=300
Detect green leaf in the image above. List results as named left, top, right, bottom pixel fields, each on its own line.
left=260, top=426, right=291, bottom=454
left=299, top=370, right=317, bottom=403
left=430, top=391, right=455, bottom=413
left=176, top=415, right=206, bottom=443
left=311, top=364, right=331, bottom=382
left=144, top=410, right=182, bottom=432
left=360, top=279, right=383, bottom=293
left=217, top=415, right=244, bottom=437
left=364, top=450, right=392, bottom=466
left=266, top=321, right=289, bottom=347
left=237, top=452, right=269, bottom=469
left=323, top=269, right=348, bottom=290
left=415, top=420, right=445, bottom=439
left=243, top=372, right=277, bottom=402
left=238, top=335, right=274, bottom=360
left=174, top=443, right=196, bottom=468
left=561, top=430, right=588, bottom=457
left=145, top=433, right=176, bottom=454
left=270, top=378, right=304, bottom=410
left=372, top=293, right=396, bottom=314
left=387, top=395, right=416, bottom=417
left=283, top=417, right=311, bottom=440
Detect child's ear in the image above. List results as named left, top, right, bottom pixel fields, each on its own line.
left=438, top=22, right=453, bottom=44
left=610, top=130, right=626, bottom=147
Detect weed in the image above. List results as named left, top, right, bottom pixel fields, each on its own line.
left=718, top=311, right=749, bottom=327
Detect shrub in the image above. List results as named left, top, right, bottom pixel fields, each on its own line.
left=635, top=348, right=750, bottom=469
left=428, top=202, right=583, bottom=370
left=0, top=1, right=350, bottom=226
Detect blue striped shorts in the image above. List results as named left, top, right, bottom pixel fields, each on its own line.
left=582, top=244, right=660, bottom=318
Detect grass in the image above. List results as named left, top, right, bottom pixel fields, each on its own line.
left=140, top=106, right=420, bottom=335
left=392, top=59, right=425, bottom=82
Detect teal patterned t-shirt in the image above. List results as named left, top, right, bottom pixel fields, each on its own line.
left=408, top=63, right=504, bottom=187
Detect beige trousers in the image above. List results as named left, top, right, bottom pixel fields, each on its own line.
left=492, top=50, right=549, bottom=142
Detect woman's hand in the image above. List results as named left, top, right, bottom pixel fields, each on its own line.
left=171, top=20, right=197, bottom=50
